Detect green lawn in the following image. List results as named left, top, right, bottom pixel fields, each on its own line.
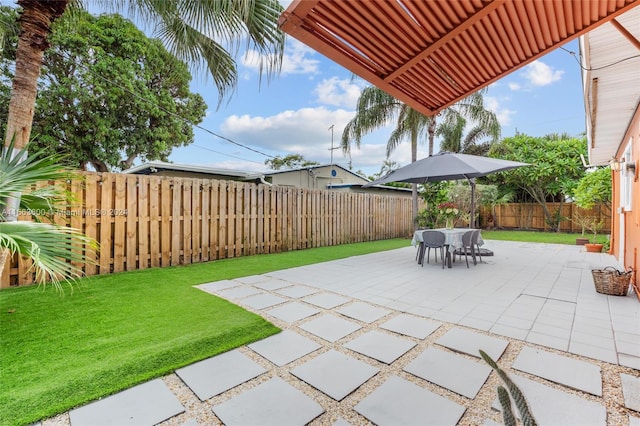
left=0, top=238, right=408, bottom=426
left=482, top=229, right=609, bottom=245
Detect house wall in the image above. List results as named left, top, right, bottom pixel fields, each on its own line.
left=268, top=166, right=368, bottom=189
left=612, top=106, right=640, bottom=295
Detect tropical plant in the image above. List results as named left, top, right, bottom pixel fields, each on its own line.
left=341, top=86, right=500, bottom=226
left=340, top=86, right=431, bottom=224
left=0, top=143, right=97, bottom=289
left=436, top=115, right=494, bottom=155
left=572, top=166, right=612, bottom=214
left=489, top=133, right=587, bottom=231
left=3, top=0, right=285, bottom=153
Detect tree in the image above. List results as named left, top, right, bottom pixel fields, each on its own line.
left=572, top=166, right=612, bottom=215
left=3, top=0, right=284, bottom=153
left=341, top=86, right=499, bottom=227
left=340, top=86, right=432, bottom=226
left=264, top=154, right=319, bottom=171
left=437, top=115, right=494, bottom=156
left=40, top=12, right=207, bottom=172
left=1, top=11, right=208, bottom=172
left=489, top=134, right=587, bottom=231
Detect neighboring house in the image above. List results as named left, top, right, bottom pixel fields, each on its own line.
left=124, top=161, right=411, bottom=198
left=264, top=164, right=411, bottom=197
left=122, top=161, right=268, bottom=184
left=581, top=5, right=640, bottom=295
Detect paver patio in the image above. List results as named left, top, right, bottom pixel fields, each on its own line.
left=46, top=241, right=639, bottom=426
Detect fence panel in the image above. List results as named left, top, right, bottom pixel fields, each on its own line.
left=5, top=172, right=414, bottom=287
left=481, top=202, right=611, bottom=233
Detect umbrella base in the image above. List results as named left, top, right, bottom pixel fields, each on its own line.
left=459, top=248, right=494, bottom=256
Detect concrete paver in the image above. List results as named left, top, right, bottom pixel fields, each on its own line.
left=217, top=285, right=262, bottom=299
left=299, top=314, right=362, bottom=342
left=493, top=374, right=607, bottom=425
left=404, top=347, right=492, bottom=399
left=512, top=347, right=602, bottom=396
left=175, top=349, right=266, bottom=400
left=275, top=285, right=320, bottom=298
left=211, top=377, right=324, bottom=425
left=343, top=330, right=416, bottom=364
left=336, top=302, right=391, bottom=323
left=379, top=313, right=441, bottom=339
left=354, top=375, right=466, bottom=425
left=621, top=373, right=640, bottom=412
left=69, top=379, right=184, bottom=426
left=247, top=330, right=321, bottom=366
left=240, top=293, right=288, bottom=309
left=303, top=293, right=350, bottom=309
left=265, top=301, right=320, bottom=323
left=252, top=278, right=292, bottom=291
left=435, top=327, right=508, bottom=360
left=291, top=349, right=379, bottom=401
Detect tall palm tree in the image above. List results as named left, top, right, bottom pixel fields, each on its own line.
left=341, top=86, right=500, bottom=226
left=437, top=115, right=495, bottom=156
left=341, top=86, right=432, bottom=225
left=3, top=0, right=285, bottom=153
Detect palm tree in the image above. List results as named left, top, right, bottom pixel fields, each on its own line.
left=0, top=143, right=97, bottom=289
left=3, top=0, right=285, bottom=153
left=437, top=115, right=495, bottom=156
left=341, top=86, right=432, bottom=225
left=341, top=86, right=500, bottom=226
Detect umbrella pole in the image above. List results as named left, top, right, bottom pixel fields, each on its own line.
left=469, top=178, right=476, bottom=228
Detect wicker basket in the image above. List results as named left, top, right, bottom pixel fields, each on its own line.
left=591, top=267, right=632, bottom=296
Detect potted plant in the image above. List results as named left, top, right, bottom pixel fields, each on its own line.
left=572, top=212, right=593, bottom=245
left=572, top=167, right=611, bottom=250
left=582, top=216, right=604, bottom=252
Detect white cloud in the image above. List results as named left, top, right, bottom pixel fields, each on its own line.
left=314, top=77, right=365, bottom=108
left=485, top=96, right=515, bottom=126
left=521, top=60, right=564, bottom=86
left=242, top=39, right=320, bottom=76
left=508, top=82, right=521, bottom=91
left=220, top=107, right=400, bottom=173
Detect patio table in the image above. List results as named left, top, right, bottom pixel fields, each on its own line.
left=412, top=228, right=484, bottom=268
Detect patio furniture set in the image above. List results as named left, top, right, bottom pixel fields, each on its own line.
left=413, top=228, right=484, bottom=269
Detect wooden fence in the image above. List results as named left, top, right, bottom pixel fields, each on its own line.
left=479, top=202, right=611, bottom=233
left=3, top=172, right=414, bottom=287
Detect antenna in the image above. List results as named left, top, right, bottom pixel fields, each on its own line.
left=328, top=125, right=339, bottom=188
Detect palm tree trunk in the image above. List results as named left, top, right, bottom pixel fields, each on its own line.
left=427, top=116, right=437, bottom=156
left=2, top=0, right=68, bottom=222
left=411, top=129, right=419, bottom=229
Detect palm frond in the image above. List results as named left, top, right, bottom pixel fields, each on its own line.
left=0, top=221, right=97, bottom=290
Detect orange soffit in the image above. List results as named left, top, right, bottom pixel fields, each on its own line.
left=279, top=0, right=640, bottom=116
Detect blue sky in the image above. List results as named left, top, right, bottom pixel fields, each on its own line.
left=173, top=34, right=587, bottom=177
left=2, top=0, right=588, bottom=176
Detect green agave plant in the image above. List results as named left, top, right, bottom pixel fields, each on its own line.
left=0, top=141, right=97, bottom=290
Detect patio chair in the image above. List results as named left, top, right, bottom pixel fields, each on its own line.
left=472, top=229, right=482, bottom=263
left=453, top=230, right=476, bottom=268
left=419, top=230, right=446, bottom=269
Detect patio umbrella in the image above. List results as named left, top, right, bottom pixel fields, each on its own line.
left=363, top=152, right=529, bottom=228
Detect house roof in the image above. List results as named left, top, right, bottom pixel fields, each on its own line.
left=580, top=6, right=640, bottom=165
left=280, top=0, right=640, bottom=117
left=122, top=161, right=265, bottom=180
left=264, top=163, right=368, bottom=180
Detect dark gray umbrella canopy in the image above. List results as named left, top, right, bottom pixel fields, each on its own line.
left=364, top=152, right=529, bottom=227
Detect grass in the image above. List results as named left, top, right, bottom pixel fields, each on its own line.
left=0, top=238, right=408, bottom=426
left=482, top=230, right=609, bottom=245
